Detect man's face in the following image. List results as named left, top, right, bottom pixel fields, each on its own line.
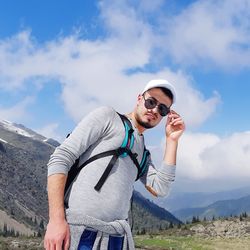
left=134, top=88, right=172, bottom=129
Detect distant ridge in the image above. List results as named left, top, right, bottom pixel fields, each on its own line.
left=174, top=194, right=250, bottom=222
left=155, top=186, right=250, bottom=212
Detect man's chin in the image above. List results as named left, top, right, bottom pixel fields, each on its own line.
left=138, top=120, right=155, bottom=129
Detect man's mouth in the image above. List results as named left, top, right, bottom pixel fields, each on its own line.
left=145, top=113, right=157, bottom=120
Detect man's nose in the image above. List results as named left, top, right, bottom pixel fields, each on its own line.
left=151, top=106, right=159, bottom=114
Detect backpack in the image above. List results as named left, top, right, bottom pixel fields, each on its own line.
left=64, top=113, right=150, bottom=208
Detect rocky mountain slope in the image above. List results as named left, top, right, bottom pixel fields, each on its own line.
left=131, top=191, right=182, bottom=234
left=0, top=119, right=55, bottom=235
left=189, top=217, right=250, bottom=238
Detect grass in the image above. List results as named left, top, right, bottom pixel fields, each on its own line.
left=2, top=234, right=250, bottom=250
left=134, top=235, right=250, bottom=250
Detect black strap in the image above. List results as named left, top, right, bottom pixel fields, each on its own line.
left=94, top=154, right=119, bottom=191
left=136, top=149, right=150, bottom=180
left=117, top=113, right=133, bottom=130
left=94, top=147, right=141, bottom=191
left=65, top=150, right=117, bottom=190
left=64, top=150, right=118, bottom=208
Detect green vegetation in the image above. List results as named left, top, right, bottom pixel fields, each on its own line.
left=134, top=235, right=250, bottom=250
left=2, top=235, right=250, bottom=250
left=0, top=236, right=43, bottom=250
left=134, top=214, right=250, bottom=249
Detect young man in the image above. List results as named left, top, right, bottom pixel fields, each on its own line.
left=44, top=79, right=185, bottom=250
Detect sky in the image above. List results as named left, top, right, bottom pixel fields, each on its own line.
left=0, top=0, right=250, bottom=193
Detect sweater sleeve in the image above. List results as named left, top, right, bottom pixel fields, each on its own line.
left=140, top=155, right=176, bottom=197
left=47, top=106, right=116, bottom=176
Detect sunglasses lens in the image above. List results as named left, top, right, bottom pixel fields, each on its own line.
left=158, top=104, right=169, bottom=116
left=144, top=96, right=170, bottom=117
left=145, top=98, right=157, bottom=109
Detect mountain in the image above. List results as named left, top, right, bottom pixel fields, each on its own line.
left=131, top=191, right=182, bottom=234
left=0, top=119, right=180, bottom=236
left=154, top=186, right=250, bottom=212
left=0, top=119, right=57, bottom=235
left=133, top=191, right=181, bottom=223
left=173, top=194, right=250, bottom=222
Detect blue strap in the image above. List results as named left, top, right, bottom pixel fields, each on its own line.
left=137, top=149, right=150, bottom=179
left=120, top=121, right=134, bottom=158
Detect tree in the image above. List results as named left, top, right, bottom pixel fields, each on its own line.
left=3, top=223, right=8, bottom=237
left=240, top=215, right=243, bottom=221
left=192, top=216, right=200, bottom=223
left=37, top=230, right=42, bottom=237
left=39, top=219, right=45, bottom=230
left=34, top=216, right=38, bottom=225
left=242, top=212, right=248, bottom=218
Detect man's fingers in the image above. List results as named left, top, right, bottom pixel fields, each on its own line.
left=64, top=227, right=70, bottom=250
left=171, top=117, right=182, bottom=123
left=169, top=113, right=180, bottom=119
left=56, top=241, right=63, bottom=250
left=43, top=238, right=51, bottom=250
left=170, top=117, right=182, bottom=125
left=44, top=238, right=63, bottom=250
left=44, top=239, right=47, bottom=249
left=49, top=242, right=55, bottom=250
left=173, top=120, right=185, bottom=126
left=64, top=238, right=70, bottom=250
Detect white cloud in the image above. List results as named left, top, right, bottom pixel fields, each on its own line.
left=35, top=123, right=63, bottom=142
left=0, top=30, right=219, bottom=128
left=147, top=130, right=250, bottom=191
left=0, top=96, right=34, bottom=122
left=176, top=131, right=250, bottom=180
left=163, top=0, right=250, bottom=68
left=0, top=0, right=222, bottom=130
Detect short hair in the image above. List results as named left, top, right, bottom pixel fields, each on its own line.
left=158, top=87, right=174, bottom=103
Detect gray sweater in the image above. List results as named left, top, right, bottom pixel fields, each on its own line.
left=47, top=106, right=176, bottom=248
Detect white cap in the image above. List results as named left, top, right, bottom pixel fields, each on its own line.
left=142, top=79, right=176, bottom=103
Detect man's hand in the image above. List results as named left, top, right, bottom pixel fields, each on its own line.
left=163, top=110, right=185, bottom=165
left=166, top=110, right=185, bottom=141
left=44, top=218, right=70, bottom=250
left=44, top=174, right=69, bottom=250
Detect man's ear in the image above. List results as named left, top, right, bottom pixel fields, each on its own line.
left=137, top=94, right=143, bottom=101
left=137, top=94, right=143, bottom=106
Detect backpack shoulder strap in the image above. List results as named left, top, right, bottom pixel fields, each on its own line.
left=117, top=113, right=150, bottom=180
left=136, top=147, right=150, bottom=180
left=116, top=113, right=135, bottom=155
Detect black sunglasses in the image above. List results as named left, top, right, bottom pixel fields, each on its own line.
left=143, top=95, right=170, bottom=117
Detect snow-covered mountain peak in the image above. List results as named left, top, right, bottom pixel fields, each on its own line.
left=0, top=119, right=34, bottom=138
left=0, top=119, right=60, bottom=147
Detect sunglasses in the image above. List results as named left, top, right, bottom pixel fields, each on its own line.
left=143, top=95, right=170, bottom=117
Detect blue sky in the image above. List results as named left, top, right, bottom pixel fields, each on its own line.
left=0, top=0, right=250, bottom=192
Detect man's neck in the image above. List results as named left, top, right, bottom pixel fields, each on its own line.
left=126, top=112, right=146, bottom=135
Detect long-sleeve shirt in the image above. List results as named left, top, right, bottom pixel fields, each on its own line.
left=47, top=106, right=176, bottom=222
